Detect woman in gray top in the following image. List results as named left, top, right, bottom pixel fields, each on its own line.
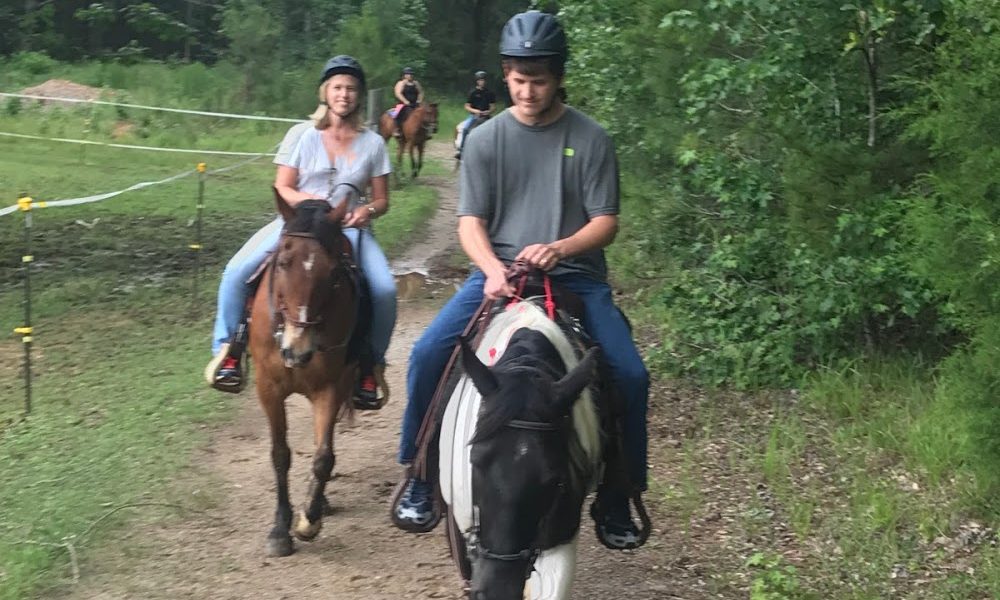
left=205, top=56, right=396, bottom=408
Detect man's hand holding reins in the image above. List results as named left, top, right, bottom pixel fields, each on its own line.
left=516, top=243, right=564, bottom=272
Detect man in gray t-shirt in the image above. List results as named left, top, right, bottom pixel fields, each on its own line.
left=458, top=106, right=619, bottom=282
left=394, top=10, right=649, bottom=553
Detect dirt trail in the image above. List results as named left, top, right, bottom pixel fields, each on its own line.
left=52, top=140, right=681, bottom=600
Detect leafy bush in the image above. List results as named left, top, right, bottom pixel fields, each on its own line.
left=563, top=0, right=945, bottom=385
left=8, top=50, right=57, bottom=75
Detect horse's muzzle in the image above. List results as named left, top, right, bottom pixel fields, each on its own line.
left=281, top=347, right=314, bottom=368
left=279, top=326, right=315, bottom=367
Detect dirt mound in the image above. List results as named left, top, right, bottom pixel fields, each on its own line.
left=19, top=79, right=109, bottom=106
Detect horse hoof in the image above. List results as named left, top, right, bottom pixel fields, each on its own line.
left=266, top=534, right=294, bottom=557
left=292, top=509, right=322, bottom=541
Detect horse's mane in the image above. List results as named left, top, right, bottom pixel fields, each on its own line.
left=285, top=199, right=343, bottom=256
left=467, top=314, right=603, bottom=494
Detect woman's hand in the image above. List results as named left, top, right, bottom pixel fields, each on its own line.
left=342, top=205, right=374, bottom=228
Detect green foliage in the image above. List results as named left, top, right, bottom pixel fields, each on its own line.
left=562, top=0, right=947, bottom=385
left=220, top=0, right=282, bottom=106
left=899, top=0, right=1000, bottom=499
left=747, top=552, right=809, bottom=600
left=7, top=50, right=58, bottom=75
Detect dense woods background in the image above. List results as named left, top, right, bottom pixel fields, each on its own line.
left=1, top=0, right=999, bottom=587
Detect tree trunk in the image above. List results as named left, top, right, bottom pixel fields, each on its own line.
left=865, top=37, right=877, bottom=148
left=184, top=0, right=193, bottom=62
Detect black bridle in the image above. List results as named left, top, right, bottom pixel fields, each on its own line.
left=267, top=229, right=358, bottom=353
left=466, top=416, right=570, bottom=580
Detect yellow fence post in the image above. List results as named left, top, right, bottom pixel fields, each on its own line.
left=15, top=195, right=35, bottom=414
left=190, top=162, right=206, bottom=305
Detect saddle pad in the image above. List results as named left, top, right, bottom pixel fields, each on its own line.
left=439, top=301, right=600, bottom=600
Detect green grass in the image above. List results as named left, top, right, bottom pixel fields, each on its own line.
left=639, top=356, right=1000, bottom=599
left=0, top=88, right=442, bottom=599
left=0, top=297, right=233, bottom=600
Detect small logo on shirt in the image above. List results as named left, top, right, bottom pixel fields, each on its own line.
left=563, top=147, right=575, bottom=157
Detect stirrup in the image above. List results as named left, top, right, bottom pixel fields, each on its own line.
left=352, top=364, right=390, bottom=410
left=389, top=472, right=443, bottom=534
left=204, top=342, right=246, bottom=393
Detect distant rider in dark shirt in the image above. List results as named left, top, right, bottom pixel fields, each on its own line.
left=454, top=70, right=496, bottom=159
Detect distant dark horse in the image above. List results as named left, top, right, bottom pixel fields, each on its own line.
left=439, top=300, right=603, bottom=600
left=379, top=103, right=439, bottom=178
left=249, top=194, right=359, bottom=557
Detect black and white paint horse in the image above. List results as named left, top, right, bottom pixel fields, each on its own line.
left=440, top=301, right=602, bottom=600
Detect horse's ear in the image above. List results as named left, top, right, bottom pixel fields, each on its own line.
left=274, top=187, right=295, bottom=222
left=326, top=197, right=349, bottom=225
left=460, top=336, right=499, bottom=397
left=553, top=346, right=601, bottom=407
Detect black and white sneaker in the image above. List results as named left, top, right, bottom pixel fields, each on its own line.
left=591, top=492, right=642, bottom=550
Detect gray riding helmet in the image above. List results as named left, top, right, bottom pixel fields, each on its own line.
left=402, top=66, right=415, bottom=75
left=499, top=10, right=567, bottom=59
left=474, top=70, right=487, bottom=79
left=320, top=55, right=366, bottom=88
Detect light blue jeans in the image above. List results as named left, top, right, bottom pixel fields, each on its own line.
left=211, top=217, right=397, bottom=364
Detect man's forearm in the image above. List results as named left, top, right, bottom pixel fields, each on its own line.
left=458, top=217, right=506, bottom=278
left=550, top=215, right=619, bottom=259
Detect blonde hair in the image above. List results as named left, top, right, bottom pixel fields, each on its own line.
left=309, top=79, right=365, bottom=130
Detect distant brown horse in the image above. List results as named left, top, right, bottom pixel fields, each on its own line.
left=249, top=192, right=359, bottom=557
left=379, top=103, right=439, bottom=178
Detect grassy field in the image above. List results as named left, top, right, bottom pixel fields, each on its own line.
left=0, top=93, right=441, bottom=599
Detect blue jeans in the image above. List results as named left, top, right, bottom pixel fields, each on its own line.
left=460, top=115, right=475, bottom=135
left=399, top=270, right=649, bottom=490
left=211, top=218, right=397, bottom=364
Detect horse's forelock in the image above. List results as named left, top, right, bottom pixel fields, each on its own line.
left=284, top=200, right=343, bottom=256
left=286, top=199, right=329, bottom=233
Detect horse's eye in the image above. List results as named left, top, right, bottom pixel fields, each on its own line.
left=277, top=258, right=291, bottom=270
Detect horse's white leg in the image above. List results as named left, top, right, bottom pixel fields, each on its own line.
left=526, top=536, right=580, bottom=600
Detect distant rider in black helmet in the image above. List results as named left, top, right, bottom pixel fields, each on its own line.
left=392, top=66, right=424, bottom=136
left=454, top=70, right=496, bottom=159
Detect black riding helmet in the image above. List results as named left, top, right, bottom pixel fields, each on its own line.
left=402, top=66, right=415, bottom=75
left=320, top=55, right=366, bottom=88
left=499, top=10, right=567, bottom=60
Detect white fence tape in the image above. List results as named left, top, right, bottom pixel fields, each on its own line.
left=0, top=131, right=277, bottom=156
left=0, top=143, right=278, bottom=217
left=0, top=92, right=301, bottom=123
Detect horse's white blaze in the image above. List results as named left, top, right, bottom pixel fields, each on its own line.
left=440, top=301, right=601, bottom=600
left=303, top=252, right=315, bottom=273
left=298, top=305, right=308, bottom=324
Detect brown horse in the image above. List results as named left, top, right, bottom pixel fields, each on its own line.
left=249, top=192, right=359, bottom=557
left=379, top=103, right=439, bottom=178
